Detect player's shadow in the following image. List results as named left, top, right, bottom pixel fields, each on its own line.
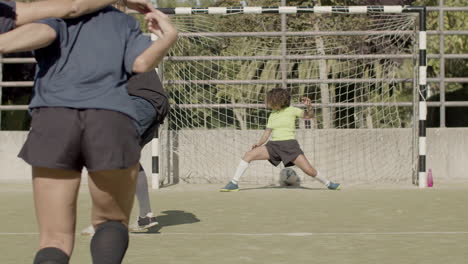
left=132, top=210, right=200, bottom=234
left=240, top=184, right=322, bottom=191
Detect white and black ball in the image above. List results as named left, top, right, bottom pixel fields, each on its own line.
left=279, top=168, right=300, bottom=187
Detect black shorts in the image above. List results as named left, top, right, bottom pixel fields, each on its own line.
left=18, top=107, right=141, bottom=172
left=265, top=140, right=304, bottom=167
left=132, top=96, right=158, bottom=147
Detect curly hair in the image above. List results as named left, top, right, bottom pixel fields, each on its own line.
left=266, top=88, right=291, bottom=110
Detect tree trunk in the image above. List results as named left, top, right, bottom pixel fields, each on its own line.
left=232, top=96, right=247, bottom=130
left=314, top=22, right=332, bottom=129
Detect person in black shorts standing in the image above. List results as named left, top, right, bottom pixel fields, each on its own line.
left=81, top=69, right=171, bottom=235
left=129, top=70, right=170, bottom=229
left=0, top=5, right=177, bottom=264
left=1, top=0, right=169, bottom=235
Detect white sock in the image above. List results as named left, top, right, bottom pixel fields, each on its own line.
left=136, top=170, right=152, bottom=218
left=232, top=159, right=249, bottom=184
left=313, top=171, right=330, bottom=187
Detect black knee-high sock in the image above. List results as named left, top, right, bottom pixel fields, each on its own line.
left=90, top=221, right=129, bottom=264
left=33, top=247, right=69, bottom=264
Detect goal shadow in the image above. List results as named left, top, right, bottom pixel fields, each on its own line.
left=239, top=184, right=323, bottom=191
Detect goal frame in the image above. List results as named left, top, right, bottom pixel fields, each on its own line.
left=150, top=5, right=428, bottom=189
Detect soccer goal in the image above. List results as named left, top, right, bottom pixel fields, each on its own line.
left=153, top=6, right=427, bottom=187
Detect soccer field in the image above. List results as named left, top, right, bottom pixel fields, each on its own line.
left=1, top=182, right=467, bottom=264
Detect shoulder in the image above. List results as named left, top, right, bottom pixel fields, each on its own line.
left=282, top=106, right=303, bottom=118
left=288, top=106, right=302, bottom=111
left=88, top=6, right=139, bottom=28
left=268, top=110, right=279, bottom=116
left=280, top=106, right=299, bottom=113
left=288, top=106, right=303, bottom=114
left=103, top=7, right=141, bottom=30
left=107, top=10, right=144, bottom=38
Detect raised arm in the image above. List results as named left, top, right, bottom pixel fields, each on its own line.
left=251, top=129, right=272, bottom=149
left=302, top=97, right=315, bottom=119
left=0, top=23, right=56, bottom=54
left=132, top=9, right=178, bottom=73
left=70, top=0, right=154, bottom=18
left=14, top=0, right=153, bottom=26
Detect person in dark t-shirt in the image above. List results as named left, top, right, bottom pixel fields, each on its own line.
left=126, top=70, right=171, bottom=229
left=81, top=69, right=171, bottom=235
left=0, top=6, right=177, bottom=264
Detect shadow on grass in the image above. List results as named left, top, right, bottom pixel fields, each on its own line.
left=239, top=184, right=323, bottom=191
left=132, top=210, right=200, bottom=234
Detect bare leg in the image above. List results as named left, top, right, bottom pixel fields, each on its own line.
left=88, top=163, right=139, bottom=264
left=293, top=154, right=335, bottom=187
left=242, top=146, right=270, bottom=162
left=291, top=154, right=318, bottom=177
left=32, top=167, right=81, bottom=256
left=228, top=146, right=271, bottom=185
left=87, top=163, right=139, bottom=226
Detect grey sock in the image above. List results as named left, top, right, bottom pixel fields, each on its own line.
left=136, top=169, right=152, bottom=218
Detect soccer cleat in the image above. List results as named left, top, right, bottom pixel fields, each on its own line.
left=81, top=225, right=95, bottom=236
left=327, top=182, right=341, bottom=190
left=219, top=181, right=239, bottom=192
left=129, top=213, right=159, bottom=232
left=137, top=213, right=159, bottom=229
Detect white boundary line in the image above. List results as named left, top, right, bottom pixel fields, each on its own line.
left=1, top=231, right=468, bottom=236
left=143, top=231, right=468, bottom=236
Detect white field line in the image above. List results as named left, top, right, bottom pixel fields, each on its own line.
left=1, top=231, right=468, bottom=236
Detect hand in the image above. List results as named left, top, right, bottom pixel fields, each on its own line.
left=302, top=97, right=312, bottom=106
left=251, top=143, right=261, bottom=149
left=145, top=9, right=178, bottom=43
left=126, top=0, right=155, bottom=14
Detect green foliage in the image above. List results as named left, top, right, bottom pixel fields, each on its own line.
left=414, top=0, right=467, bottom=95
left=164, top=6, right=422, bottom=130
left=3, top=0, right=467, bottom=130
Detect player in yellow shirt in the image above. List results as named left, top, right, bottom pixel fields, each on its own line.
left=220, top=88, right=340, bottom=191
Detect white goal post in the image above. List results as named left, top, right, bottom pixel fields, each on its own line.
left=151, top=5, right=427, bottom=188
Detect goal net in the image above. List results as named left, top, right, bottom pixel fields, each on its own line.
left=157, top=6, right=421, bottom=185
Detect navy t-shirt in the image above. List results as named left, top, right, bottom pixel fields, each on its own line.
left=31, top=6, right=152, bottom=121
left=0, top=0, right=15, bottom=33
left=128, top=70, right=170, bottom=124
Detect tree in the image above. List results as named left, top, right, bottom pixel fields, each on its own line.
left=1, top=52, right=34, bottom=130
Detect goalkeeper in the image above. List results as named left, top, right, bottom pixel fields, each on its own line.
left=220, top=88, right=340, bottom=192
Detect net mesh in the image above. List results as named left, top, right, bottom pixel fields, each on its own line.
left=158, top=10, right=418, bottom=185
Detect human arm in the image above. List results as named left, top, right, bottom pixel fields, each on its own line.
left=132, top=9, right=178, bottom=73
left=251, top=128, right=272, bottom=149
left=302, top=97, right=314, bottom=119
left=70, top=0, right=155, bottom=17
left=0, top=23, right=56, bottom=54
left=14, top=0, right=154, bottom=26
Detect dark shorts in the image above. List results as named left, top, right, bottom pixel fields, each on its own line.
left=18, top=107, right=141, bottom=172
left=132, top=96, right=158, bottom=147
left=265, top=140, right=304, bottom=167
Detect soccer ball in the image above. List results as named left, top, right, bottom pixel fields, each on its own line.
left=279, top=168, right=300, bottom=187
